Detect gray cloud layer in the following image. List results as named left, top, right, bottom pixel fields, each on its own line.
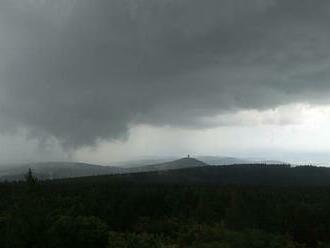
left=1, top=0, right=330, bottom=147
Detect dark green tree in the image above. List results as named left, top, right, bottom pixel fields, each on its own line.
left=48, top=216, right=108, bottom=248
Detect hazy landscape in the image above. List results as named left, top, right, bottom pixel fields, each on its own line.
left=2, top=0, right=330, bottom=247
left=0, top=156, right=287, bottom=182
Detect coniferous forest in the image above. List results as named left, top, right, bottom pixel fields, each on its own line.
left=1, top=165, right=330, bottom=247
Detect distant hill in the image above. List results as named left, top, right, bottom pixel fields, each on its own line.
left=126, top=157, right=207, bottom=173
left=0, top=157, right=291, bottom=182
left=0, top=162, right=125, bottom=181
left=0, top=158, right=208, bottom=181
left=196, top=156, right=285, bottom=165
left=196, top=156, right=250, bottom=165
left=113, top=156, right=251, bottom=167
left=112, top=157, right=177, bottom=168
left=116, top=156, right=286, bottom=167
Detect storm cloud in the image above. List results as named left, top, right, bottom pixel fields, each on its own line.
left=1, top=0, right=330, bottom=148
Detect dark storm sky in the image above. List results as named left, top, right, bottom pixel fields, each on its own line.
left=1, top=0, right=330, bottom=150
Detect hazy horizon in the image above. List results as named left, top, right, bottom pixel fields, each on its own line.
left=2, top=152, right=330, bottom=168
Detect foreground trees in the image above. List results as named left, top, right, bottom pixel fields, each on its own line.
left=48, top=216, right=108, bottom=248
left=1, top=171, right=330, bottom=247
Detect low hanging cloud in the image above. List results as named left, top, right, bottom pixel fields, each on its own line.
left=1, top=0, right=330, bottom=148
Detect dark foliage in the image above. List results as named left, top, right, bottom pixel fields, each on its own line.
left=1, top=166, right=330, bottom=247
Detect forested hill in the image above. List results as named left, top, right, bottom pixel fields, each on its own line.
left=126, top=157, right=207, bottom=173
left=58, top=164, right=330, bottom=187
left=0, top=158, right=206, bottom=181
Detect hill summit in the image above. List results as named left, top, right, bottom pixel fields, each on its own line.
left=127, top=157, right=208, bottom=173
